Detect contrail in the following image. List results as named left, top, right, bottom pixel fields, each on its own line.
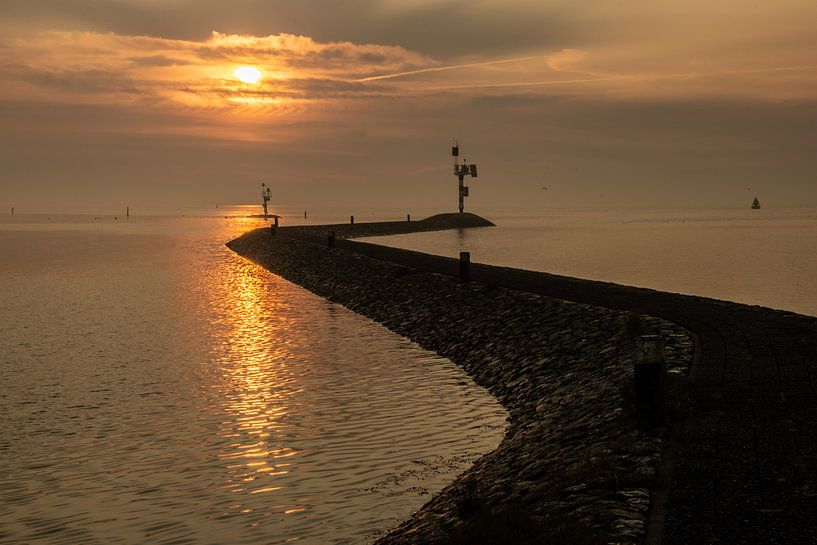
left=359, top=54, right=816, bottom=87
left=355, top=55, right=552, bottom=82
left=417, top=76, right=626, bottom=91
left=669, top=64, right=817, bottom=78
left=411, top=65, right=817, bottom=92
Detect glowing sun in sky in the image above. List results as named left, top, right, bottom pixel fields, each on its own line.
left=234, top=66, right=262, bottom=84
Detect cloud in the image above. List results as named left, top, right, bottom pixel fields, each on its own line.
left=546, top=49, right=589, bottom=72
left=0, top=30, right=433, bottom=108
left=129, top=55, right=191, bottom=67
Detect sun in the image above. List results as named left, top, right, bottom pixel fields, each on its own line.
left=234, top=66, right=262, bottom=84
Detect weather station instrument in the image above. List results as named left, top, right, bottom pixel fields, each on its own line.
left=451, top=138, right=478, bottom=213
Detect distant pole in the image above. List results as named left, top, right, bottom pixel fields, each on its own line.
left=126, top=206, right=129, bottom=219
left=407, top=213, right=411, bottom=222
left=634, top=335, right=667, bottom=428
left=274, top=216, right=279, bottom=228
left=350, top=215, right=355, bottom=225
left=328, top=230, right=336, bottom=248
left=11, top=207, right=14, bottom=215
left=304, top=210, right=307, bottom=219
left=459, top=251, right=470, bottom=283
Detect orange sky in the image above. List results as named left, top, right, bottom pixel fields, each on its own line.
left=1, top=1, right=816, bottom=210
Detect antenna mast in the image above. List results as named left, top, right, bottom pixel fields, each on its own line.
left=451, top=138, right=478, bottom=213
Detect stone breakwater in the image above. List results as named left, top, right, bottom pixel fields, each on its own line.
left=282, top=212, right=495, bottom=240
left=227, top=220, right=694, bottom=544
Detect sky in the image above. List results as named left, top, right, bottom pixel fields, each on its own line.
left=1, top=0, right=816, bottom=212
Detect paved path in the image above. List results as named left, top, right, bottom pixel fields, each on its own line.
left=277, top=220, right=817, bottom=544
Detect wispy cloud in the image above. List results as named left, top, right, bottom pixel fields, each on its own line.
left=3, top=27, right=816, bottom=115
left=0, top=30, right=432, bottom=108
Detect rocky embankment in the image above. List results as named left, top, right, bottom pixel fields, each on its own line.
left=227, top=220, right=694, bottom=544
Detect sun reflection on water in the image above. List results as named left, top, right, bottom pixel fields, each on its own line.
left=0, top=213, right=507, bottom=545
left=210, top=248, right=306, bottom=505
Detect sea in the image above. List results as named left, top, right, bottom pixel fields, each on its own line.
left=0, top=208, right=506, bottom=545
left=370, top=207, right=817, bottom=318
left=1, top=205, right=815, bottom=545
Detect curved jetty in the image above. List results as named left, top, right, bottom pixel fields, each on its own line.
left=283, top=212, right=494, bottom=240
left=227, top=213, right=817, bottom=545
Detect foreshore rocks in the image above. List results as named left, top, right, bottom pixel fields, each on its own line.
left=227, top=223, right=694, bottom=545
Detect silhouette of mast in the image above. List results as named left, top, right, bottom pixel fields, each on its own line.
left=261, top=182, right=271, bottom=219
left=452, top=138, right=478, bottom=213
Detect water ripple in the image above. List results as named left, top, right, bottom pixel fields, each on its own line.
left=0, top=216, right=506, bottom=545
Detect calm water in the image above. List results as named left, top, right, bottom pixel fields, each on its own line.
left=0, top=212, right=506, bottom=545
left=370, top=208, right=817, bottom=318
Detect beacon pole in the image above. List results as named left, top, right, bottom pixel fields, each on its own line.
left=452, top=138, right=477, bottom=214
left=260, top=182, right=272, bottom=220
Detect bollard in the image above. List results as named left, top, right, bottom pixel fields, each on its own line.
left=350, top=215, right=355, bottom=225
left=634, top=335, right=667, bottom=428
left=407, top=214, right=411, bottom=222
left=459, top=251, right=470, bottom=283
left=328, top=230, right=336, bottom=248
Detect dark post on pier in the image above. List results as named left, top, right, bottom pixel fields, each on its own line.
left=459, top=251, right=471, bottom=283
left=634, top=334, right=667, bottom=428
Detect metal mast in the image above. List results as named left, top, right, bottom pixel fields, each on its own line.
left=261, top=182, right=271, bottom=219
left=452, top=138, right=478, bottom=213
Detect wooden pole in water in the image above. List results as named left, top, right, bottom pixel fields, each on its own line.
left=407, top=213, right=411, bottom=222
left=126, top=206, right=129, bottom=218
left=350, top=215, right=354, bottom=225
left=459, top=251, right=470, bottom=283
left=304, top=211, right=307, bottom=219
left=634, top=335, right=667, bottom=428
left=11, top=207, right=14, bottom=215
